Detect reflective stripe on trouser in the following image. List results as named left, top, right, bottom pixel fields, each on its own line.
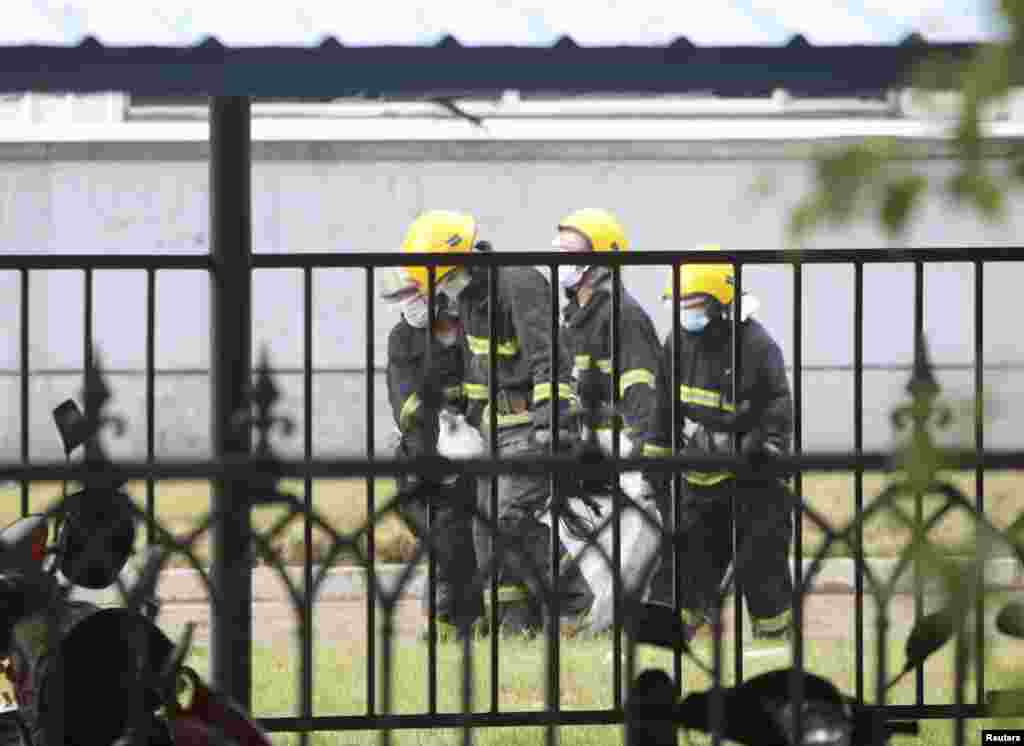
left=648, top=477, right=793, bottom=622
left=752, top=608, right=792, bottom=637
left=473, top=423, right=552, bottom=611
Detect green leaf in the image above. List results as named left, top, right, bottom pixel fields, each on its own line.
left=963, top=43, right=1014, bottom=103
left=880, top=175, right=928, bottom=238
left=1012, top=153, right=1024, bottom=183
left=888, top=605, right=957, bottom=690
left=996, top=602, right=1024, bottom=639
left=815, top=144, right=884, bottom=223
left=1000, top=0, right=1024, bottom=36
left=947, top=168, right=1006, bottom=219
left=786, top=194, right=826, bottom=245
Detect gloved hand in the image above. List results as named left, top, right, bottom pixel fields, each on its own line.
left=531, top=399, right=576, bottom=449
left=741, top=431, right=786, bottom=474
left=566, top=438, right=615, bottom=496
left=740, top=430, right=784, bottom=457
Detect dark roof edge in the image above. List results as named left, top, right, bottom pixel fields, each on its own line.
left=0, top=35, right=983, bottom=98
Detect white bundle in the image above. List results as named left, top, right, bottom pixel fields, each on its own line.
left=437, top=411, right=486, bottom=460
left=593, top=429, right=654, bottom=500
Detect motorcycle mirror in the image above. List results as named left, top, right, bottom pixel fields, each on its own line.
left=52, top=399, right=93, bottom=457
left=58, top=488, right=137, bottom=590
left=0, top=515, right=49, bottom=572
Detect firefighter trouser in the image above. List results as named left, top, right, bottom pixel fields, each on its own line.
left=397, top=472, right=484, bottom=627
left=473, top=423, right=553, bottom=617
left=649, top=476, right=793, bottom=631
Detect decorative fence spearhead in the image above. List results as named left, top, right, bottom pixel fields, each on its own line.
left=233, top=347, right=296, bottom=459
left=78, top=347, right=127, bottom=490
left=890, top=335, right=953, bottom=493
left=231, top=346, right=296, bottom=496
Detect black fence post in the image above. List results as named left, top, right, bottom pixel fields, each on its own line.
left=209, top=95, right=254, bottom=711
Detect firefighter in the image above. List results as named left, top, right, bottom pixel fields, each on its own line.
left=654, top=256, right=795, bottom=646
left=553, top=208, right=670, bottom=634
left=381, top=266, right=484, bottom=640
left=400, top=210, right=576, bottom=637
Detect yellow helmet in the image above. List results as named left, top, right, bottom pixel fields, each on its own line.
left=662, top=245, right=735, bottom=306
left=400, top=210, right=478, bottom=290
left=557, top=208, right=629, bottom=252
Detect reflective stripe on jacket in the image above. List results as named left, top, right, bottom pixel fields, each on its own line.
left=561, top=278, right=669, bottom=458
left=659, top=316, right=793, bottom=485
left=386, top=319, right=465, bottom=452
left=456, top=266, right=575, bottom=429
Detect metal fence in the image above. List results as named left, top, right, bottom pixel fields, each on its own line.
left=2, top=245, right=1024, bottom=746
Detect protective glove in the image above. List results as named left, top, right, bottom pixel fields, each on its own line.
left=531, top=398, right=576, bottom=449
left=741, top=431, right=787, bottom=474
left=740, top=430, right=784, bottom=457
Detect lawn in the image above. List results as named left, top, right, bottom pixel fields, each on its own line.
left=182, top=629, right=1024, bottom=745
left=1, top=470, right=1022, bottom=567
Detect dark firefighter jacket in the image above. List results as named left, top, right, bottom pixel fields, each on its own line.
left=561, top=279, right=671, bottom=459
left=455, top=266, right=575, bottom=430
left=658, top=316, right=793, bottom=486
left=386, top=318, right=466, bottom=458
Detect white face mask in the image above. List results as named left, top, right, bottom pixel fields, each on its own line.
left=558, top=264, right=589, bottom=290
left=401, top=295, right=430, bottom=328
left=439, top=270, right=471, bottom=302
left=681, top=307, right=710, bottom=333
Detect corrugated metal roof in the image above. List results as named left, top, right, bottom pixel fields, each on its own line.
left=0, top=33, right=978, bottom=98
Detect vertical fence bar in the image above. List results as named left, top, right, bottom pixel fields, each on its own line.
left=365, top=267, right=378, bottom=717
left=973, top=259, right=985, bottom=705
left=790, top=261, right=805, bottom=743
left=913, top=260, right=924, bottom=706
left=19, top=269, right=29, bottom=517
left=488, top=262, right=500, bottom=714
left=145, top=269, right=156, bottom=546
left=301, top=266, right=314, bottom=746
left=854, top=262, right=865, bottom=704
left=731, top=258, right=743, bottom=687
left=610, top=262, right=623, bottom=709
left=426, top=267, right=438, bottom=716
left=84, top=266, right=93, bottom=391
left=954, top=616, right=968, bottom=746
left=371, top=263, right=390, bottom=746
left=670, top=262, right=683, bottom=694
left=209, top=95, right=254, bottom=711
left=546, top=261, right=561, bottom=746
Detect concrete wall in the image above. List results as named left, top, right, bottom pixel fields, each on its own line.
left=0, top=139, right=1021, bottom=464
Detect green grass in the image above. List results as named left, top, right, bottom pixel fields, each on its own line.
left=2, top=470, right=1022, bottom=567
left=174, top=628, right=1024, bottom=745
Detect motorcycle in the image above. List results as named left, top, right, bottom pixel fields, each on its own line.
left=0, top=398, right=272, bottom=746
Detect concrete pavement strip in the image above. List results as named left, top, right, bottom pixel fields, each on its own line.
left=69, top=557, right=1024, bottom=606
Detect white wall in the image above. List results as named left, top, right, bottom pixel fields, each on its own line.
left=0, top=138, right=1021, bottom=462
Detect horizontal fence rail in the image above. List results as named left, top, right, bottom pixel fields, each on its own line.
left=2, top=246, right=1023, bottom=746
left=0, top=245, right=1022, bottom=271
left=2, top=450, right=1024, bottom=481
